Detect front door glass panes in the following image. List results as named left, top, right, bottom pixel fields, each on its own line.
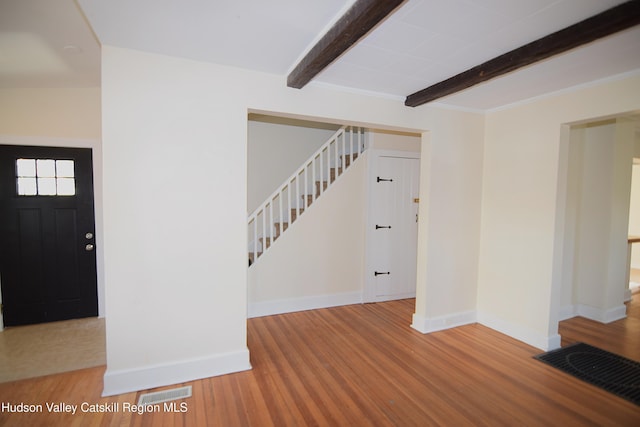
left=16, top=158, right=76, bottom=196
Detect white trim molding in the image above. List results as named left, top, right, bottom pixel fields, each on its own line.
left=574, top=304, right=627, bottom=324
left=477, top=311, right=561, bottom=351
left=558, top=304, right=577, bottom=321
left=411, top=310, right=477, bottom=334
left=248, top=291, right=362, bottom=318
left=102, top=349, right=251, bottom=397
left=558, top=303, right=628, bottom=323
left=624, top=288, right=632, bottom=303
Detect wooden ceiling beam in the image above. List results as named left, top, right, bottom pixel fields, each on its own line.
left=405, top=1, right=640, bottom=107
left=287, top=0, right=405, bottom=89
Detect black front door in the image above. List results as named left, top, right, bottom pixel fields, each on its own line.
left=0, top=145, right=98, bottom=327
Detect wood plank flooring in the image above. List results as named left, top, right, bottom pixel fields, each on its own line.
left=1, top=296, right=639, bottom=426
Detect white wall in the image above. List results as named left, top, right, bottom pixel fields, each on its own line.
left=100, top=45, right=487, bottom=395
left=479, top=73, right=640, bottom=350
left=369, top=129, right=421, bottom=152
left=574, top=124, right=617, bottom=310
left=247, top=118, right=338, bottom=213
left=561, top=120, right=635, bottom=322
left=0, top=88, right=101, bottom=139
left=559, top=127, right=583, bottom=314
left=0, top=88, right=105, bottom=319
left=632, top=133, right=640, bottom=269
left=101, top=47, right=252, bottom=395
left=412, top=108, right=485, bottom=333
left=248, top=151, right=367, bottom=316
left=630, top=159, right=640, bottom=269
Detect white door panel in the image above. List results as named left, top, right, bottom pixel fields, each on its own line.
left=369, top=155, right=420, bottom=301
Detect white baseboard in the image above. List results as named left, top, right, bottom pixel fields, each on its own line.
left=102, top=349, right=251, bottom=397
left=369, top=292, right=416, bottom=303
left=248, top=291, right=362, bottom=318
left=410, top=310, right=477, bottom=333
left=559, top=302, right=629, bottom=323
left=627, top=283, right=640, bottom=302
left=477, top=311, right=561, bottom=351
left=558, top=304, right=577, bottom=321
left=574, top=304, right=627, bottom=323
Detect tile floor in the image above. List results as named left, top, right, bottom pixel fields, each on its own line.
left=0, top=316, right=105, bottom=383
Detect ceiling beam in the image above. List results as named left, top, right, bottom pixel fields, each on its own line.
left=287, top=0, right=405, bottom=89
left=405, top=1, right=640, bottom=108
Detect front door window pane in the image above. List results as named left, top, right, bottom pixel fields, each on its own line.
left=37, top=177, right=57, bottom=195
left=36, top=159, right=56, bottom=177
left=16, top=158, right=76, bottom=196
left=17, top=177, right=37, bottom=195
left=16, top=159, right=36, bottom=177
left=56, top=178, right=75, bottom=195
left=56, top=160, right=74, bottom=177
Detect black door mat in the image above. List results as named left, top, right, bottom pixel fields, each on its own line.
left=534, top=342, right=640, bottom=406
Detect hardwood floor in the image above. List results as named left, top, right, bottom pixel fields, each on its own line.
left=1, top=297, right=639, bottom=426
left=560, top=290, right=640, bottom=361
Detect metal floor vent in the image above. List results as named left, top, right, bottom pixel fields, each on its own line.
left=137, top=385, right=192, bottom=406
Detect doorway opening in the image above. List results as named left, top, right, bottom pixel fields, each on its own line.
left=557, top=113, right=640, bottom=325
left=0, top=145, right=98, bottom=327
left=0, top=143, right=104, bottom=382
left=246, top=112, right=422, bottom=316
left=628, top=156, right=640, bottom=294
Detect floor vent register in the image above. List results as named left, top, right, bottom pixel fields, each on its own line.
left=137, top=385, right=192, bottom=406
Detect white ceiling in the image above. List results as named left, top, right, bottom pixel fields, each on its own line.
left=1, top=0, right=639, bottom=111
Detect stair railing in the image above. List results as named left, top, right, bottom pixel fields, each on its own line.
left=248, top=126, right=365, bottom=265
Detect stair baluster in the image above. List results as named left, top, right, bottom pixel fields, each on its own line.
left=248, top=126, right=365, bottom=266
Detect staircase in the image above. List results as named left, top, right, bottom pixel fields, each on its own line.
left=248, top=126, right=366, bottom=265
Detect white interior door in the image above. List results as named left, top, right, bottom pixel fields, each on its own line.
left=368, top=155, right=420, bottom=301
